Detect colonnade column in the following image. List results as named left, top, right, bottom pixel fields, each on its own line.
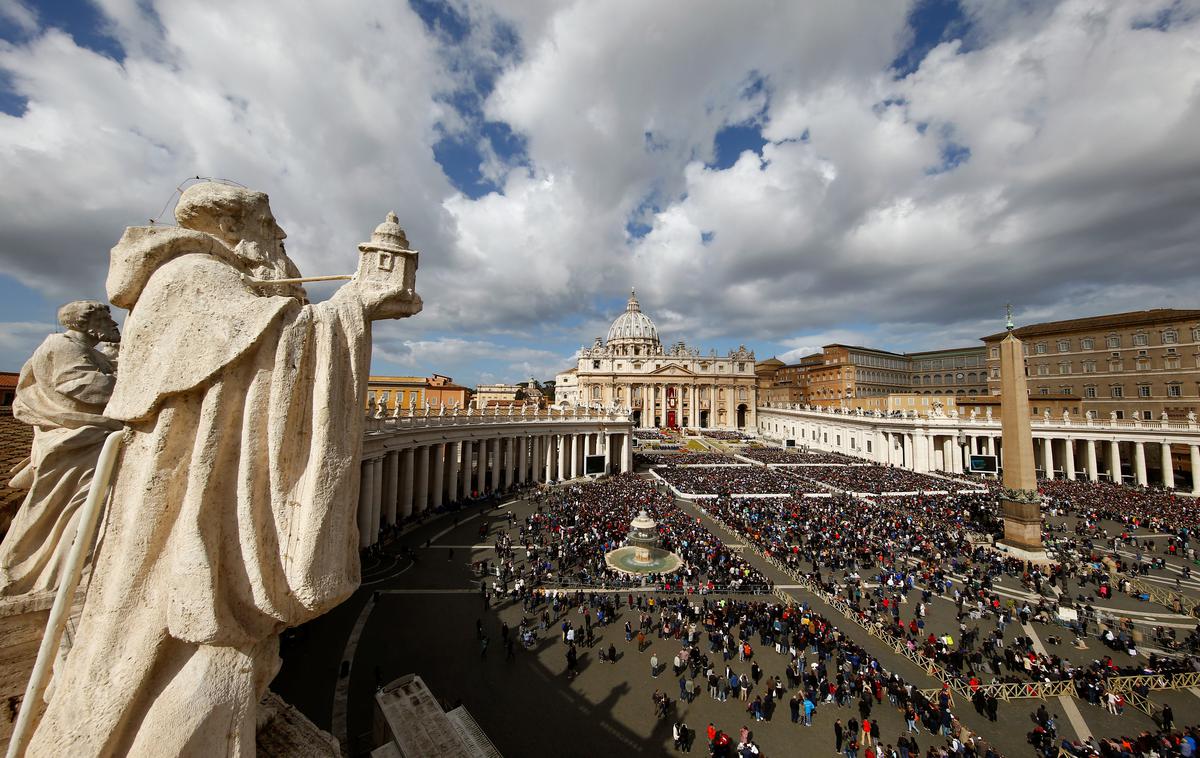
left=357, top=459, right=375, bottom=548
left=545, top=435, right=555, bottom=481
left=1042, top=437, right=1054, bottom=479
left=476, top=438, right=488, bottom=494
left=400, top=447, right=414, bottom=517
left=446, top=441, right=460, bottom=503
left=570, top=434, right=579, bottom=478
left=1190, top=445, right=1200, bottom=496
left=1134, top=441, right=1148, bottom=487
left=1108, top=440, right=1121, bottom=485
left=369, top=457, right=383, bottom=542
left=1161, top=442, right=1175, bottom=489
left=414, top=445, right=430, bottom=513
left=1085, top=440, right=1098, bottom=483
left=623, top=432, right=633, bottom=473
left=985, top=436, right=995, bottom=456
left=1064, top=439, right=1076, bottom=481
left=460, top=440, right=473, bottom=498
left=506, top=436, right=516, bottom=486
left=518, top=436, right=528, bottom=484
left=382, top=450, right=399, bottom=527
left=903, top=433, right=913, bottom=469
left=430, top=443, right=445, bottom=509
left=556, top=434, right=566, bottom=481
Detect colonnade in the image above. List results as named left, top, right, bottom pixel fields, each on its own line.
left=758, top=406, right=1200, bottom=494
left=355, top=422, right=634, bottom=549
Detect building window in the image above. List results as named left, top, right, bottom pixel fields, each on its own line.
left=1084, top=386, right=1097, bottom=398
left=736, top=363, right=744, bottom=372
left=1038, top=387, right=1049, bottom=395
left=592, top=360, right=600, bottom=369
left=1081, top=338, right=1095, bottom=350
left=990, top=367, right=1000, bottom=379
left=1107, top=335, right=1120, bottom=349
left=1164, top=330, right=1178, bottom=344
left=1036, top=364, right=1049, bottom=376
left=1035, top=343, right=1047, bottom=354
left=1110, top=386, right=1123, bottom=398
left=1192, top=328, right=1200, bottom=342
left=1114, top=410, right=1124, bottom=420
left=989, top=347, right=999, bottom=359
left=1165, top=356, right=1180, bottom=370
left=1082, top=361, right=1096, bottom=373
left=1138, top=385, right=1151, bottom=397
left=1057, top=339, right=1070, bottom=352
left=1133, top=333, right=1148, bottom=347
left=1136, top=358, right=1151, bottom=371
left=591, top=386, right=601, bottom=399
left=1168, top=384, right=1182, bottom=397
left=1058, top=362, right=1071, bottom=374
left=1109, top=360, right=1123, bottom=372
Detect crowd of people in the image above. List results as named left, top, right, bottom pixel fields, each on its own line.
left=511, top=474, right=771, bottom=593
left=701, top=430, right=749, bottom=440
left=788, top=465, right=978, bottom=496
left=639, top=452, right=740, bottom=466
left=655, top=465, right=802, bottom=496
left=738, top=447, right=860, bottom=465
left=1038, top=478, right=1200, bottom=531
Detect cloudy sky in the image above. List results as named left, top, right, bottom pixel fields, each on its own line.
left=1, top=0, right=1198, bottom=387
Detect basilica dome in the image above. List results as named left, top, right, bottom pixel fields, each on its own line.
left=606, top=290, right=660, bottom=346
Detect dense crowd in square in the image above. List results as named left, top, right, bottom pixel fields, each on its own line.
left=738, top=447, right=861, bottom=465
left=655, top=465, right=804, bottom=496
left=637, top=452, right=743, bottom=466
left=787, top=465, right=973, bottom=495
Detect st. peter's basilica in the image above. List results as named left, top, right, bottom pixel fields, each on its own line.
left=555, top=291, right=758, bottom=430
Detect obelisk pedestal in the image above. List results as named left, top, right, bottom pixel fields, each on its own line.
left=996, top=326, right=1050, bottom=562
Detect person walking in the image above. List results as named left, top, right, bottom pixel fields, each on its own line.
left=834, top=719, right=844, bottom=753
left=651, top=653, right=659, bottom=678
left=790, top=694, right=801, bottom=724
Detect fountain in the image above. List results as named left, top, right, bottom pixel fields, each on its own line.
left=603, top=510, right=684, bottom=575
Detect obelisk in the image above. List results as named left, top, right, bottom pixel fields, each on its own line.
left=997, top=306, right=1047, bottom=560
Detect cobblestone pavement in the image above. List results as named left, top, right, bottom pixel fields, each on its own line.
left=273, top=485, right=1200, bottom=757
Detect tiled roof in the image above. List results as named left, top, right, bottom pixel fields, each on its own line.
left=981, top=309, right=1200, bottom=342
left=0, top=411, right=33, bottom=538
left=0, top=372, right=18, bottom=389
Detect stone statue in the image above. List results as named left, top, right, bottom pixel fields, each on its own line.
left=1189, top=410, right=1197, bottom=425
left=1161, top=411, right=1170, bottom=421
left=1043, top=409, right=1051, bottom=422
left=949, top=408, right=958, bottom=419
left=1110, top=410, right=1118, bottom=422
left=0, top=301, right=122, bottom=597
left=1062, top=409, right=1070, bottom=423
left=27, top=183, right=421, bottom=755
left=969, top=408, right=978, bottom=420
left=1086, top=410, right=1094, bottom=421
left=985, top=408, right=993, bottom=421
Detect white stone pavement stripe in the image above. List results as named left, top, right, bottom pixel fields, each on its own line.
left=1023, top=621, right=1092, bottom=742
left=426, top=512, right=480, bottom=545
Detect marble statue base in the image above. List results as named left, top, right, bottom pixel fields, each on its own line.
left=1000, top=496, right=1044, bottom=550
left=0, top=590, right=62, bottom=750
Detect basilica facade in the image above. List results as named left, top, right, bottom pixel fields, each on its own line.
left=555, top=291, right=758, bottom=430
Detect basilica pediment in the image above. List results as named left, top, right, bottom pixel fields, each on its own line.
left=648, top=363, right=695, bottom=376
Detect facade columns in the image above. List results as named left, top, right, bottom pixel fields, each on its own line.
left=1064, top=438, right=1076, bottom=481
left=1085, top=439, right=1098, bottom=483
left=382, top=450, right=399, bottom=527
left=414, top=445, right=430, bottom=513
left=570, top=434, right=580, bottom=479
left=985, top=435, right=995, bottom=456
left=1108, top=439, right=1121, bottom=485
left=369, top=456, right=383, bottom=544
left=1042, top=437, right=1054, bottom=479
left=1161, top=442, right=1175, bottom=489
left=1134, top=441, right=1148, bottom=487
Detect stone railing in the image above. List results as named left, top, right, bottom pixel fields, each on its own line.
left=760, top=402, right=1199, bottom=432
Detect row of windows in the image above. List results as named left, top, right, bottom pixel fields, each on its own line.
left=913, top=372, right=983, bottom=386
left=1072, top=384, right=1185, bottom=399
left=990, top=328, right=1195, bottom=359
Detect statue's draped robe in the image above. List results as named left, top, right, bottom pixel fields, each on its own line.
left=29, top=227, right=368, bottom=757
left=0, top=334, right=118, bottom=595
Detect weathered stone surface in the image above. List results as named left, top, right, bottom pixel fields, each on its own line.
left=26, top=183, right=423, bottom=756
left=255, top=691, right=339, bottom=757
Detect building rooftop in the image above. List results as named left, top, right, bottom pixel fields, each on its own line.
left=0, top=410, right=34, bottom=538
left=981, top=309, right=1200, bottom=342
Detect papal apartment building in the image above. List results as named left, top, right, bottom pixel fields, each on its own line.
left=981, top=308, right=1200, bottom=420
